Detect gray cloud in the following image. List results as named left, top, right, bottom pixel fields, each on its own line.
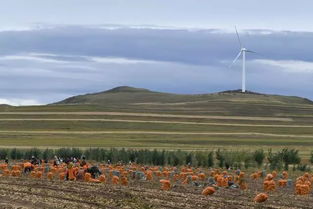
left=1, top=26, right=313, bottom=64
left=0, top=25, right=312, bottom=105
left=1, top=1, right=313, bottom=31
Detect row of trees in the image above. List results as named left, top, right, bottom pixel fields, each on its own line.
left=0, top=147, right=312, bottom=170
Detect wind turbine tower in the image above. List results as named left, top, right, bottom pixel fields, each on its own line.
left=230, top=27, right=255, bottom=93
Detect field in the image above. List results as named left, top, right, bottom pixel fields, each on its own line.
left=0, top=163, right=313, bottom=209
left=0, top=176, right=310, bottom=209
left=0, top=87, right=312, bottom=208
left=0, top=87, right=312, bottom=158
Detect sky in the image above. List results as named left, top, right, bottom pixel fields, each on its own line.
left=0, top=0, right=312, bottom=105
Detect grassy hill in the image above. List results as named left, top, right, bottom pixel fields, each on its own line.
left=52, top=86, right=313, bottom=117
left=0, top=86, right=312, bottom=158
left=57, top=86, right=312, bottom=106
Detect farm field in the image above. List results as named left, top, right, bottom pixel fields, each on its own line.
left=0, top=175, right=311, bottom=209
left=0, top=162, right=312, bottom=209
left=0, top=87, right=312, bottom=158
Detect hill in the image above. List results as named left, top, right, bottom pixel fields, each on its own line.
left=56, top=86, right=312, bottom=106
left=54, top=86, right=313, bottom=117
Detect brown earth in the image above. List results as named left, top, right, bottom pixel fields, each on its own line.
left=0, top=176, right=312, bottom=209
left=0, top=112, right=293, bottom=122
left=0, top=118, right=310, bottom=128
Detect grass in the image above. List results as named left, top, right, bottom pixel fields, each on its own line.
left=0, top=132, right=311, bottom=148
left=0, top=120, right=312, bottom=134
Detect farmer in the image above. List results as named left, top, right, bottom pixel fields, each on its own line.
left=67, top=162, right=76, bottom=181
left=86, top=165, right=102, bottom=179
left=53, top=155, right=60, bottom=166
left=80, top=156, right=87, bottom=167
left=30, top=156, right=38, bottom=165
left=24, top=161, right=33, bottom=173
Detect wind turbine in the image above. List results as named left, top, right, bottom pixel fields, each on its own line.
left=229, top=27, right=255, bottom=93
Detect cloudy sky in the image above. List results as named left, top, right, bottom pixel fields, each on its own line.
left=0, top=0, right=312, bottom=105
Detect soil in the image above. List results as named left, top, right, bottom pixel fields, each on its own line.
left=0, top=176, right=312, bottom=209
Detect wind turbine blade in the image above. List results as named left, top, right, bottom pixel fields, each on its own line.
left=229, top=51, right=242, bottom=68
left=246, top=50, right=257, bottom=53
left=235, top=26, right=242, bottom=49
left=246, top=49, right=266, bottom=58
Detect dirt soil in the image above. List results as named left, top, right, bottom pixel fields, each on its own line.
left=0, top=177, right=312, bottom=209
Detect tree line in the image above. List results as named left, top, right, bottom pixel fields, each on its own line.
left=0, top=147, right=312, bottom=171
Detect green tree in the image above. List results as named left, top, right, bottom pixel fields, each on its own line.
left=244, top=153, right=253, bottom=169
left=281, top=148, right=301, bottom=170
left=253, top=149, right=265, bottom=168
left=10, top=148, right=23, bottom=160
left=184, top=153, right=191, bottom=165
left=267, top=149, right=283, bottom=170
left=0, top=148, right=9, bottom=160
left=42, top=149, right=54, bottom=160
left=207, top=152, right=214, bottom=167
left=216, top=149, right=225, bottom=168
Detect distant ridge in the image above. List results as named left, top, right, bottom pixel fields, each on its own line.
left=0, top=104, right=11, bottom=107
left=55, top=86, right=313, bottom=106
left=217, top=89, right=263, bottom=95
left=104, top=86, right=152, bottom=93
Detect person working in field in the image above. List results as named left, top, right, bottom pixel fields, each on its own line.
left=86, top=165, right=102, bottom=179
left=80, top=156, right=87, bottom=167
left=66, top=162, right=76, bottom=181
left=23, top=156, right=39, bottom=173
left=30, top=156, right=38, bottom=165
left=23, top=161, right=33, bottom=173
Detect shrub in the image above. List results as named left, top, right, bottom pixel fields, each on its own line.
left=0, top=148, right=9, bottom=160
left=185, top=153, right=192, bottom=165
left=55, top=148, right=71, bottom=159
left=71, top=148, right=83, bottom=159
left=10, top=148, right=24, bottom=160
left=195, top=152, right=207, bottom=167
left=42, top=149, right=55, bottom=160
left=207, top=152, right=214, bottom=167
left=281, top=148, right=301, bottom=170
left=267, top=149, right=283, bottom=170
left=243, top=153, right=253, bottom=169
left=24, top=148, right=42, bottom=160
left=0, top=147, right=307, bottom=170
left=297, top=164, right=311, bottom=172
left=253, top=149, right=265, bottom=168
left=172, top=150, right=185, bottom=166
left=215, top=149, right=225, bottom=168
left=223, top=151, right=237, bottom=169
left=215, top=150, right=250, bottom=169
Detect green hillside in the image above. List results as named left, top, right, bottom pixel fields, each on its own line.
left=52, top=86, right=313, bottom=117
left=57, top=86, right=312, bottom=107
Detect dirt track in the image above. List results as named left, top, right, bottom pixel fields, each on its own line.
left=0, top=118, right=310, bottom=128
left=0, top=177, right=312, bottom=209
left=0, top=112, right=293, bottom=122
left=0, top=130, right=312, bottom=138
